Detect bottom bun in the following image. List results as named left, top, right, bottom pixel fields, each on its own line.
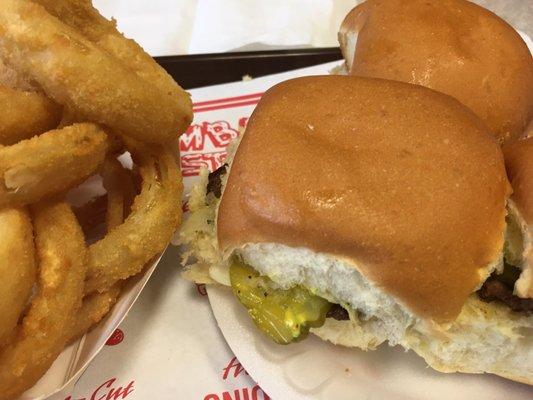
left=313, top=297, right=533, bottom=385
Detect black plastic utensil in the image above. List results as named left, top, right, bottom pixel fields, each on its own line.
left=155, top=47, right=343, bottom=89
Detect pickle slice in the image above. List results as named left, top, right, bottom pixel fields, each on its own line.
left=229, top=258, right=331, bottom=344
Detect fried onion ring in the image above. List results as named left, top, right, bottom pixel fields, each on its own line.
left=0, top=123, right=108, bottom=207
left=0, top=58, right=35, bottom=91
left=0, top=0, right=192, bottom=145
left=0, top=201, right=86, bottom=400
left=33, top=0, right=189, bottom=110
left=0, top=49, right=62, bottom=145
left=67, top=283, right=122, bottom=344
left=85, top=146, right=182, bottom=294
left=0, top=208, right=35, bottom=347
left=0, top=86, right=62, bottom=145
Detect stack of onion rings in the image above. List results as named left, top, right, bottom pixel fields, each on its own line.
left=0, top=201, right=87, bottom=399
left=0, top=1, right=190, bottom=397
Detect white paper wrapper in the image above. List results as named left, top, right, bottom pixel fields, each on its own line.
left=93, top=0, right=358, bottom=56
left=93, top=0, right=198, bottom=56
left=93, top=0, right=531, bottom=57
left=188, top=0, right=356, bottom=53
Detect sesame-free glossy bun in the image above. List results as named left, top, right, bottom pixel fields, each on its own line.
left=217, top=75, right=510, bottom=323
left=339, top=0, right=533, bottom=144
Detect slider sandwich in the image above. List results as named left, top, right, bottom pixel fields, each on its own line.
left=180, top=76, right=532, bottom=383
left=339, top=0, right=533, bottom=144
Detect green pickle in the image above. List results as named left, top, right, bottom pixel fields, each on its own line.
left=229, top=258, right=331, bottom=344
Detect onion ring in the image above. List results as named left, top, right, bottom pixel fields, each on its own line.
left=33, top=0, right=189, bottom=109
left=0, top=58, right=35, bottom=92
left=67, top=284, right=122, bottom=344
left=85, top=145, right=182, bottom=294
left=0, top=0, right=192, bottom=145
left=0, top=208, right=35, bottom=347
left=0, top=122, right=108, bottom=207
left=0, top=200, right=86, bottom=400
left=0, top=86, right=62, bottom=145
left=0, top=52, right=62, bottom=145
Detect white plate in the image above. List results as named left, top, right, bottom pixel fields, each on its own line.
left=204, top=31, right=533, bottom=400
left=208, top=285, right=532, bottom=400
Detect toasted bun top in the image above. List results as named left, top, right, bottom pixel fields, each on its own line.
left=339, top=0, right=533, bottom=144
left=503, top=137, right=533, bottom=224
left=217, top=76, right=510, bottom=323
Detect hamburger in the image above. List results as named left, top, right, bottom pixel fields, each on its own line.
left=338, top=0, right=533, bottom=144
left=180, top=76, right=532, bottom=383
